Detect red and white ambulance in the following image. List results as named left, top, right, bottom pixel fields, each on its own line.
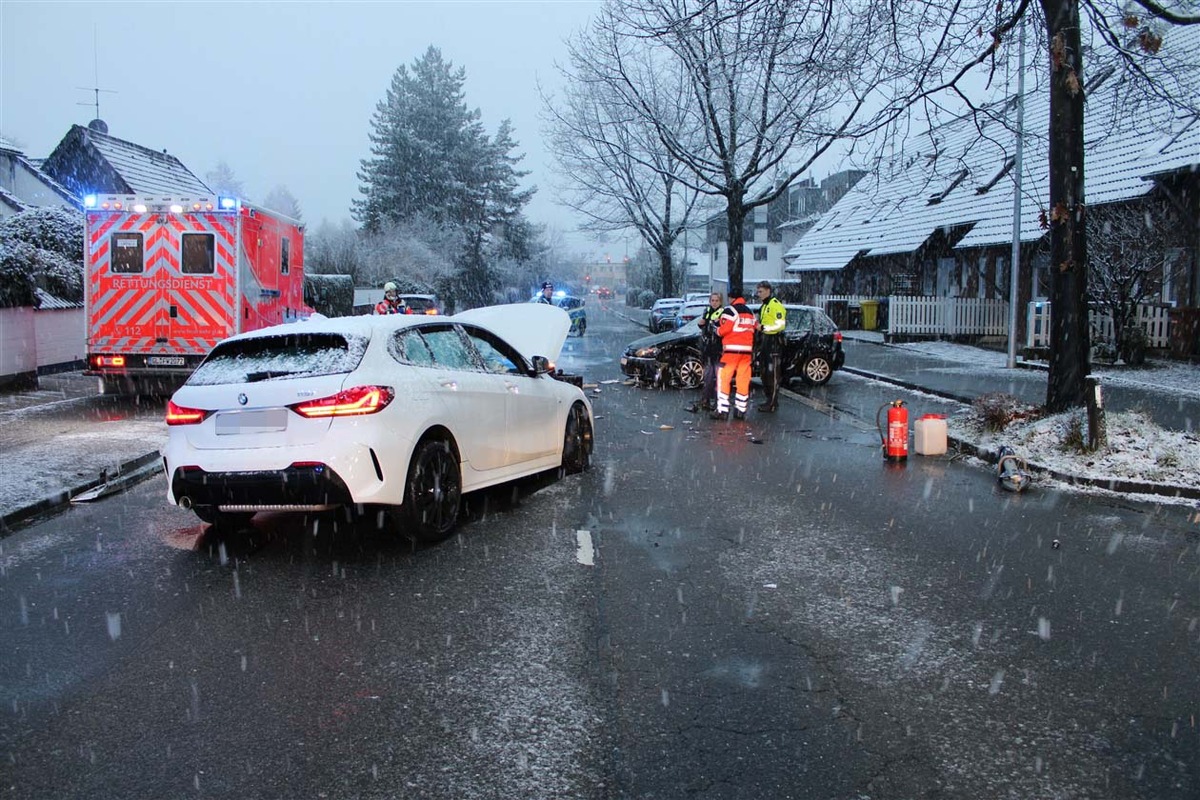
left=82, top=193, right=309, bottom=394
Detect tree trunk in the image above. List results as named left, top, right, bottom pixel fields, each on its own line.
left=1042, top=0, right=1091, bottom=412
left=659, top=245, right=675, bottom=297
left=725, top=198, right=747, bottom=298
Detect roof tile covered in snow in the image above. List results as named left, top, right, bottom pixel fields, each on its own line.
left=787, top=25, right=1200, bottom=271
left=40, top=124, right=211, bottom=200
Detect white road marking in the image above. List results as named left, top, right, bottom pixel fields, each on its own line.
left=575, top=529, right=594, bottom=566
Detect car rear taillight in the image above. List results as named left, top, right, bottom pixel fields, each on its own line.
left=834, top=331, right=843, bottom=343
left=289, top=385, right=395, bottom=418
left=166, top=400, right=210, bottom=425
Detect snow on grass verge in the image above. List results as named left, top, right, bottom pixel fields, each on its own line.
left=950, top=407, right=1200, bottom=492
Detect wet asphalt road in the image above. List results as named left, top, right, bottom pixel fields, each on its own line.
left=1, top=302, right=1198, bottom=799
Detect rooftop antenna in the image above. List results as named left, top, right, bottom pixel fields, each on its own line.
left=76, top=25, right=116, bottom=125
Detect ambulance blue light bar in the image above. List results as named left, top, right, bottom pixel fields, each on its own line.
left=83, top=195, right=97, bottom=208
left=218, top=196, right=238, bottom=210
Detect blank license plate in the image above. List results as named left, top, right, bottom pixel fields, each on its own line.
left=215, top=408, right=289, bottom=435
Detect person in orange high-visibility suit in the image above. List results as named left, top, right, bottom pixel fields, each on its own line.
left=711, top=295, right=756, bottom=421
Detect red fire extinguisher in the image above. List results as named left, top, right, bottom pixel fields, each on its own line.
left=876, top=400, right=909, bottom=462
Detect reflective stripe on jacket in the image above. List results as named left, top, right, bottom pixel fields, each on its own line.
left=699, top=306, right=724, bottom=358
left=759, top=296, right=787, bottom=335
left=718, top=299, right=756, bottom=355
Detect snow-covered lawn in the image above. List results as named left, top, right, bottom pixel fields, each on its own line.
left=893, top=339, right=1200, bottom=398
left=891, top=341, right=1200, bottom=501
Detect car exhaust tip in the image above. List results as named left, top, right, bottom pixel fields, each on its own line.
left=178, top=495, right=193, bottom=510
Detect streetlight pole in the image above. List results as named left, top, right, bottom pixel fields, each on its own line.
left=1006, top=12, right=1027, bottom=369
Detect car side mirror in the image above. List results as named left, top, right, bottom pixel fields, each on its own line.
left=531, top=355, right=552, bottom=375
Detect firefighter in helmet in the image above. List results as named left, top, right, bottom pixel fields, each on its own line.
left=374, top=282, right=408, bottom=315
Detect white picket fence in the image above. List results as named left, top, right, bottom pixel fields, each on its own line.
left=814, top=294, right=1009, bottom=336
left=888, top=296, right=1009, bottom=336
left=1026, top=302, right=1172, bottom=349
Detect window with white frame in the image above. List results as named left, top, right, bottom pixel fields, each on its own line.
left=1163, top=248, right=1183, bottom=307
left=753, top=246, right=768, bottom=261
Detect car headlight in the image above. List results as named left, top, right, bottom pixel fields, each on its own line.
left=634, top=347, right=659, bottom=358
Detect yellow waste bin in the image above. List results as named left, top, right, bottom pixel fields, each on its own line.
left=860, top=299, right=880, bottom=331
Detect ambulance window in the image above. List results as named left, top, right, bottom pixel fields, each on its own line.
left=110, top=233, right=144, bottom=274
left=181, top=233, right=215, bottom=274
left=280, top=237, right=290, bottom=275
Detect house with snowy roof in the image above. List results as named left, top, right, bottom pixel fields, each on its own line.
left=1, top=120, right=214, bottom=386
left=39, top=119, right=210, bottom=199
left=0, top=136, right=79, bottom=218
left=702, top=169, right=864, bottom=297
left=784, top=28, right=1200, bottom=355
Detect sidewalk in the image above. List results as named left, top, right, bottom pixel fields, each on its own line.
left=0, top=374, right=167, bottom=533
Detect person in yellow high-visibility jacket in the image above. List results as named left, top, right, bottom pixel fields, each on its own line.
left=754, top=281, right=787, bottom=412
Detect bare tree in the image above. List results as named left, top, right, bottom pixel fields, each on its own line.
left=306, top=219, right=363, bottom=281
left=1087, top=199, right=1186, bottom=363
left=543, top=49, right=702, bottom=297
left=205, top=161, right=248, bottom=200
left=574, top=0, right=1198, bottom=410
left=573, top=0, right=1011, bottom=298
left=949, top=0, right=1200, bottom=409
left=262, top=185, right=303, bottom=222
left=358, top=214, right=462, bottom=299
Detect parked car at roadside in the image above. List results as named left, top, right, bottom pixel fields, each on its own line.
left=648, top=298, right=685, bottom=332
left=620, top=304, right=845, bottom=389
left=665, top=300, right=710, bottom=330
left=398, top=294, right=441, bottom=315
left=162, top=303, right=593, bottom=541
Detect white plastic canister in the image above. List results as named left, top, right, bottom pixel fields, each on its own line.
left=913, top=414, right=948, bottom=456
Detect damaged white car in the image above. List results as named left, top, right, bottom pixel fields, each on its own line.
left=161, top=303, right=593, bottom=541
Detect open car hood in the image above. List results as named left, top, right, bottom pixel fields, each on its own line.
left=453, top=303, right=571, bottom=364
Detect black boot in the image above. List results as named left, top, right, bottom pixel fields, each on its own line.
left=757, top=403, right=777, bottom=413
left=732, top=410, right=746, bottom=421
left=709, top=410, right=729, bottom=421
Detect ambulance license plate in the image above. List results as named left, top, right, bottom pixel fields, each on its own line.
left=147, top=356, right=186, bottom=367
left=215, top=409, right=289, bottom=435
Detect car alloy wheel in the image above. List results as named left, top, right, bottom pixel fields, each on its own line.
left=676, top=354, right=704, bottom=389
left=561, top=403, right=593, bottom=474
left=801, top=355, right=833, bottom=386
left=401, top=438, right=462, bottom=542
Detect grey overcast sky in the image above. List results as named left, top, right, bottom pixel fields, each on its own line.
left=0, top=0, right=601, bottom=247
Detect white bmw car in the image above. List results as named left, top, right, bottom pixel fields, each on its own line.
left=162, top=303, right=593, bottom=541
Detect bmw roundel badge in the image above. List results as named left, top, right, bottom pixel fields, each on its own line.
left=238, top=393, right=248, bottom=406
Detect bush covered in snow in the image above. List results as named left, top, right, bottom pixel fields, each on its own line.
left=302, top=273, right=354, bottom=317
left=0, top=207, right=84, bottom=308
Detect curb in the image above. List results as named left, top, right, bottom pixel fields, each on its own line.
left=0, top=450, right=163, bottom=536
left=947, top=434, right=1200, bottom=501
